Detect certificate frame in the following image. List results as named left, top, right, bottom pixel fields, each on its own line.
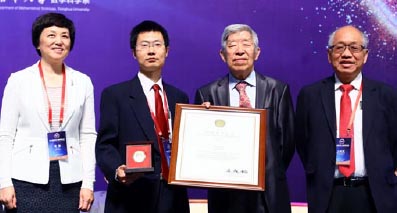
left=168, top=103, right=266, bottom=191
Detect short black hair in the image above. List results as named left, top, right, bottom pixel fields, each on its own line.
left=130, top=20, right=169, bottom=50
left=32, top=12, right=75, bottom=56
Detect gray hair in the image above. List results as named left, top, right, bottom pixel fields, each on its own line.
left=221, top=24, right=259, bottom=50
left=328, top=25, right=369, bottom=47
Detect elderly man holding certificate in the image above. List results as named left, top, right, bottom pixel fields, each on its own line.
left=192, top=24, right=295, bottom=213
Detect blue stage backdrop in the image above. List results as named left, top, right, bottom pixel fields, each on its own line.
left=1, top=0, right=396, bottom=202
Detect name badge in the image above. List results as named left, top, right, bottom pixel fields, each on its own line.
left=161, top=138, right=172, bottom=167
left=336, top=137, right=351, bottom=165
left=48, top=131, right=68, bottom=161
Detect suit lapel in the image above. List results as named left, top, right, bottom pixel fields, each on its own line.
left=32, top=67, right=52, bottom=132
left=255, top=73, right=270, bottom=109
left=34, top=66, right=75, bottom=131
left=215, top=73, right=270, bottom=108
left=60, top=69, right=75, bottom=129
left=361, top=78, right=376, bottom=146
left=215, top=75, right=229, bottom=106
left=163, top=83, right=176, bottom=122
left=128, top=77, right=156, bottom=140
left=321, top=77, right=337, bottom=141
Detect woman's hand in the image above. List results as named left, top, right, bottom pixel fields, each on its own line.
left=0, top=186, right=17, bottom=209
left=78, top=188, right=94, bottom=212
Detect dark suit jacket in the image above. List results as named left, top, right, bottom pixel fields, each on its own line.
left=295, top=75, right=397, bottom=213
left=195, top=72, right=295, bottom=213
left=95, top=76, right=190, bottom=213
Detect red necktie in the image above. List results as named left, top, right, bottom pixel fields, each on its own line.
left=236, top=82, right=252, bottom=108
left=152, top=84, right=169, bottom=179
left=338, top=84, right=355, bottom=177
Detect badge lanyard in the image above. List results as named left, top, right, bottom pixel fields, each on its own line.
left=38, top=61, right=66, bottom=128
left=345, top=83, right=363, bottom=137
left=148, top=87, right=170, bottom=138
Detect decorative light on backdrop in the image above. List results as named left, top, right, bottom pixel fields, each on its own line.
left=301, top=0, right=397, bottom=61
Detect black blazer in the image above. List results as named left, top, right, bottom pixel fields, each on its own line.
left=295, top=76, right=397, bottom=213
left=195, top=72, right=295, bottom=213
left=95, top=76, right=190, bottom=213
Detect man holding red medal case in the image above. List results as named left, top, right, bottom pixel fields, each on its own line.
left=95, top=20, right=190, bottom=213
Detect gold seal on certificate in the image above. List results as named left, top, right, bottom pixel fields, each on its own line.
left=215, top=119, right=226, bottom=127
left=126, top=141, right=154, bottom=173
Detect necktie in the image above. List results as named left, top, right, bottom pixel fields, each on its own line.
left=338, top=84, right=355, bottom=177
left=153, top=84, right=169, bottom=138
left=152, top=84, right=169, bottom=179
left=236, top=81, right=252, bottom=108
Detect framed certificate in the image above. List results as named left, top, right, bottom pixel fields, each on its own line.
left=168, top=104, right=266, bottom=191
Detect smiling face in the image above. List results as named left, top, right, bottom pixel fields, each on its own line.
left=37, top=26, right=71, bottom=64
left=133, top=31, right=169, bottom=78
left=220, top=30, right=260, bottom=80
left=328, top=26, right=368, bottom=83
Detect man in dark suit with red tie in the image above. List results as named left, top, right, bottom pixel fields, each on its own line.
left=295, top=25, right=397, bottom=213
left=95, top=20, right=189, bottom=213
left=195, top=24, right=295, bottom=213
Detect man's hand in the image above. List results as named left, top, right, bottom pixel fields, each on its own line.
left=78, top=188, right=94, bottom=212
left=0, top=186, right=17, bottom=209
left=116, top=165, right=144, bottom=185
left=202, top=101, right=211, bottom=109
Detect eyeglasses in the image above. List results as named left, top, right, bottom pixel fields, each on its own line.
left=328, top=44, right=366, bottom=54
left=136, top=41, right=165, bottom=51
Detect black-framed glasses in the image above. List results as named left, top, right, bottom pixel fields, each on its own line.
left=328, top=44, right=366, bottom=54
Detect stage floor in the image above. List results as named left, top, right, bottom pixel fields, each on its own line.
left=189, top=200, right=308, bottom=213
left=81, top=191, right=308, bottom=213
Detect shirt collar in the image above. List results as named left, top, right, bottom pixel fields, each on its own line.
left=334, top=72, right=362, bottom=91
left=138, top=71, right=164, bottom=93
left=229, top=70, right=256, bottom=87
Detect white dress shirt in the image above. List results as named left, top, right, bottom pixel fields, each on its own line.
left=334, top=72, right=366, bottom=177
left=137, top=72, right=172, bottom=136
left=228, top=71, right=257, bottom=108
